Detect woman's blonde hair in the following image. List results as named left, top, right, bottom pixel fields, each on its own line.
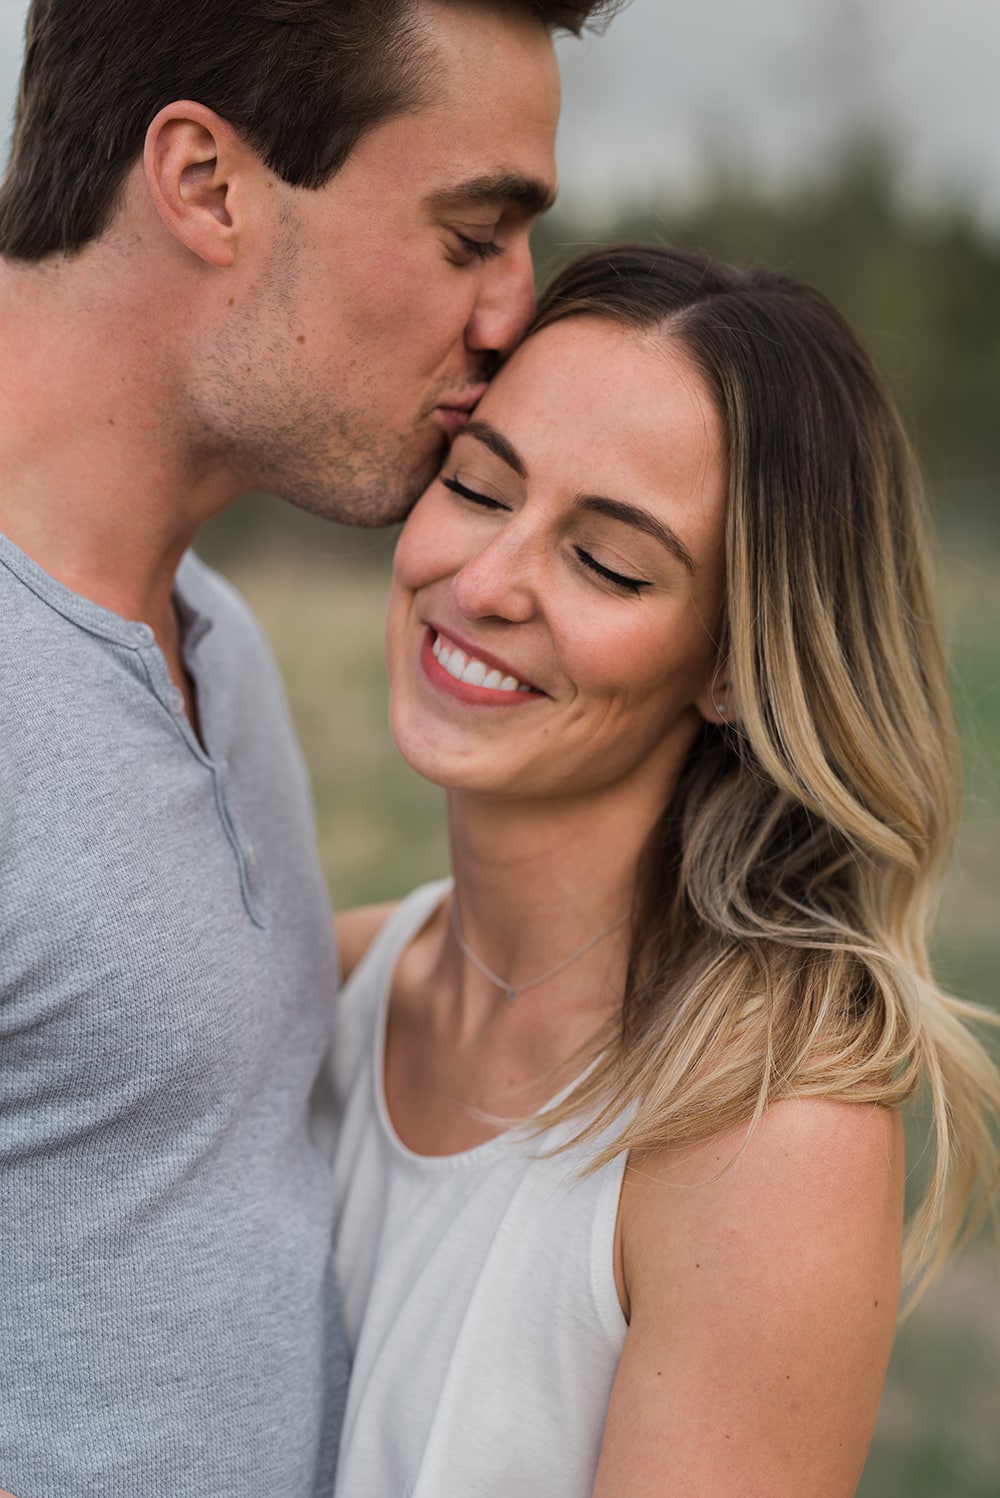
left=531, top=245, right=999, bottom=1294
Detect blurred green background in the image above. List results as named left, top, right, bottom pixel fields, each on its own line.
left=201, top=157, right=1000, bottom=1497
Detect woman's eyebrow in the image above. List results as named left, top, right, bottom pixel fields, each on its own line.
left=576, top=495, right=697, bottom=574
left=457, top=422, right=697, bottom=572
left=460, top=420, right=527, bottom=479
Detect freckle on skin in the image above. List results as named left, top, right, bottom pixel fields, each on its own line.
left=297, top=335, right=306, bottom=345
left=228, top=297, right=235, bottom=307
left=108, top=417, right=115, bottom=426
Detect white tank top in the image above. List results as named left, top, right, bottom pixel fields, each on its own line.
left=329, top=880, right=629, bottom=1498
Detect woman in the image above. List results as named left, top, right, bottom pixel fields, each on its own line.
left=328, top=245, right=1000, bottom=1496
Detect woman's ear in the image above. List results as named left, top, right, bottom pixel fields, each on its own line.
left=143, top=101, right=253, bottom=267
left=696, top=661, right=736, bottom=727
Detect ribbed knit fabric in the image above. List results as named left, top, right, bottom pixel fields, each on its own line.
left=329, top=882, right=629, bottom=1498
left=0, top=534, right=347, bottom=1497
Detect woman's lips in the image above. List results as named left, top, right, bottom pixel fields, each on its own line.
left=420, top=628, right=545, bottom=704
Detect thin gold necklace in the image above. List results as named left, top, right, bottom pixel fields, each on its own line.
left=448, top=897, right=629, bottom=1005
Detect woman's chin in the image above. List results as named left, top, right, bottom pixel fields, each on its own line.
left=388, top=715, right=482, bottom=796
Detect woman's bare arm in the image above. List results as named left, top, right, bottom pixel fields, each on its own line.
left=593, top=1098, right=904, bottom=1498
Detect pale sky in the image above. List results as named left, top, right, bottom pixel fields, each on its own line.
left=1, top=0, right=998, bottom=228
left=554, top=0, right=1000, bottom=227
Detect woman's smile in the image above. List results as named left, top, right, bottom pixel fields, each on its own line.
left=425, top=627, right=542, bottom=699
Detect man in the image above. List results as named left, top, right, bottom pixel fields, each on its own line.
left=0, top=1, right=617, bottom=1493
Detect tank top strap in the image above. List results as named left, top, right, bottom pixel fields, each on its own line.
left=347, top=877, right=453, bottom=1000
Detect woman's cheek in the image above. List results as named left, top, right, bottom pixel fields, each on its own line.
left=394, top=492, right=457, bottom=592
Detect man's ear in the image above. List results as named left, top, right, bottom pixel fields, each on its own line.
left=143, top=102, right=256, bottom=267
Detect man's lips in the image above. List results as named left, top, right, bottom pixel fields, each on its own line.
left=434, top=383, right=489, bottom=431
left=437, top=382, right=489, bottom=413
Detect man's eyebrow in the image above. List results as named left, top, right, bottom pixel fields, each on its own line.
left=576, top=495, right=698, bottom=574
left=460, top=420, right=528, bottom=479
left=428, top=172, right=556, bottom=219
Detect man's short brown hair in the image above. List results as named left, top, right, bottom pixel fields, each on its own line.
left=0, top=0, right=619, bottom=262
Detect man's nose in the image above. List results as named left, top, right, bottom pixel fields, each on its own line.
left=466, top=240, right=536, bottom=361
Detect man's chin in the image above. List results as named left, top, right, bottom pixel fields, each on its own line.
left=278, top=441, right=443, bottom=529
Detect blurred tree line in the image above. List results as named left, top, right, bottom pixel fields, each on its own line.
left=535, top=141, right=999, bottom=545
left=201, top=140, right=999, bottom=566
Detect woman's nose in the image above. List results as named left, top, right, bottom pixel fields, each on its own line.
left=451, top=531, right=540, bottom=624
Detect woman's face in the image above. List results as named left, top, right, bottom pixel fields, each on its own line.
left=385, top=316, right=728, bottom=813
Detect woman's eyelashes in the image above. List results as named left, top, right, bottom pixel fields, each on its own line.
left=574, top=548, right=651, bottom=595
left=441, top=474, right=652, bottom=596
left=441, top=475, right=508, bottom=511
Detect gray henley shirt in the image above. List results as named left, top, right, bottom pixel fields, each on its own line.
left=0, top=533, right=347, bottom=1496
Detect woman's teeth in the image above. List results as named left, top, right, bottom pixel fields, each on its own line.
left=432, top=634, right=532, bottom=693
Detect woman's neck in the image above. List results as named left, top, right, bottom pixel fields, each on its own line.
left=383, top=781, right=664, bottom=1155
left=443, top=782, right=656, bottom=994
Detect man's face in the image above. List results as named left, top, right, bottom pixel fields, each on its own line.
left=203, top=0, right=560, bottom=525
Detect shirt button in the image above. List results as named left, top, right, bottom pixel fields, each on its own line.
left=133, top=623, right=155, bottom=646
left=167, top=687, right=185, bottom=713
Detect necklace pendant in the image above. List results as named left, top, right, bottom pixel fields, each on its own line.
left=504, top=986, right=518, bottom=1005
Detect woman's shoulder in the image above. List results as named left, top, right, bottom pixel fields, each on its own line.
left=616, top=1098, right=905, bottom=1372
left=623, top=1097, right=904, bottom=1267
left=594, top=1099, right=905, bottom=1496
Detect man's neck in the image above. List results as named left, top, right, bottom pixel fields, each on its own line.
left=0, top=251, right=242, bottom=639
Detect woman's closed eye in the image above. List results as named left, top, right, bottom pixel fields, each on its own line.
left=574, top=547, right=651, bottom=596
left=441, top=475, right=509, bottom=511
